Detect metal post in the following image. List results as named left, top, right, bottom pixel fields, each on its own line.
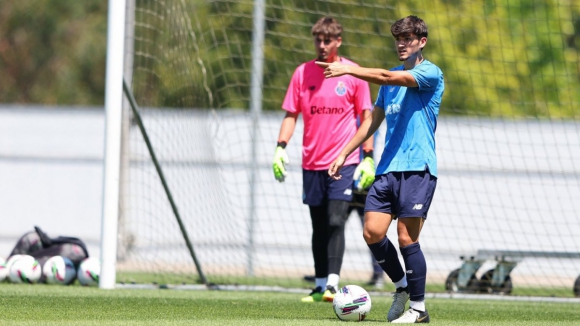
left=100, top=0, right=127, bottom=289
left=247, top=0, right=266, bottom=276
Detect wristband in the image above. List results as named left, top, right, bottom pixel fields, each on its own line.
left=362, top=149, right=373, bottom=159
left=277, top=141, right=287, bottom=149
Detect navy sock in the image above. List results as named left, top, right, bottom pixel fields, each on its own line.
left=367, top=237, right=405, bottom=283
left=400, top=242, right=426, bottom=302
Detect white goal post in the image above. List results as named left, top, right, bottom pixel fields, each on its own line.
left=100, top=0, right=270, bottom=289
left=100, top=0, right=127, bottom=289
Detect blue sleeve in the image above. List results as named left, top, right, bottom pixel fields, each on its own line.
left=374, top=86, right=386, bottom=109
left=409, top=63, right=441, bottom=91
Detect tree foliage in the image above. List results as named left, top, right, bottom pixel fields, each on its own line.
left=0, top=0, right=107, bottom=105
left=1, top=0, right=578, bottom=118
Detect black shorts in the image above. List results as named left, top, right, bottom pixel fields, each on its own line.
left=302, top=165, right=356, bottom=206
left=365, top=169, right=437, bottom=219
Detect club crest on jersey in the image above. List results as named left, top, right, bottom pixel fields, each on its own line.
left=335, top=81, right=347, bottom=96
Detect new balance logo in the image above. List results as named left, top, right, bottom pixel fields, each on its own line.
left=343, top=189, right=352, bottom=195
left=412, top=204, right=423, bottom=210
left=377, top=259, right=385, bottom=263
left=406, top=270, right=413, bottom=274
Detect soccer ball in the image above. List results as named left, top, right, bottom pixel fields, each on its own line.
left=77, top=257, right=100, bottom=286
left=8, top=254, right=42, bottom=284
left=43, top=256, right=77, bottom=285
left=333, top=285, right=372, bottom=321
left=5, top=254, right=23, bottom=273
left=0, top=257, right=7, bottom=282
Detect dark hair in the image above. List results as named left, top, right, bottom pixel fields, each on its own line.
left=391, top=15, right=428, bottom=39
left=311, top=16, right=343, bottom=38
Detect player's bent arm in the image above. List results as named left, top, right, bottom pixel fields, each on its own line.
left=315, top=61, right=417, bottom=87
left=360, top=109, right=374, bottom=154
left=277, top=111, right=299, bottom=144
left=329, top=108, right=383, bottom=179
left=339, top=107, right=384, bottom=160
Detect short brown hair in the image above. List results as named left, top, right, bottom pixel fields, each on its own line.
left=311, top=16, right=343, bottom=38
left=391, top=15, right=428, bottom=39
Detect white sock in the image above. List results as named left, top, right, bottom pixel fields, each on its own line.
left=326, top=273, right=340, bottom=291
left=410, top=300, right=425, bottom=312
left=394, top=275, right=408, bottom=290
left=315, top=278, right=327, bottom=290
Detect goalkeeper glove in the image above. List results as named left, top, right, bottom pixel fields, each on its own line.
left=272, top=146, right=289, bottom=182
left=353, top=157, right=375, bottom=191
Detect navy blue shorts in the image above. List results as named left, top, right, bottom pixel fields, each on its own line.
left=365, top=169, right=437, bottom=219
left=302, top=165, right=356, bottom=206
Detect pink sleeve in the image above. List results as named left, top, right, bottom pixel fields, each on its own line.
left=355, top=79, right=372, bottom=114
left=281, top=66, right=302, bottom=113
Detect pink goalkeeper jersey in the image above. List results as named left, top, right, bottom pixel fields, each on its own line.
left=282, top=58, right=372, bottom=170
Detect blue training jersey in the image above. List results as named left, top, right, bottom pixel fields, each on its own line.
left=374, top=59, right=444, bottom=177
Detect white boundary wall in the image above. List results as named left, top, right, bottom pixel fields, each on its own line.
left=0, top=105, right=579, bottom=286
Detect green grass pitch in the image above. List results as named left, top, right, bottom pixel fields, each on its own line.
left=1, top=283, right=579, bottom=325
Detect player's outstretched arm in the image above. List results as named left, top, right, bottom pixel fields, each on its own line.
left=315, top=61, right=417, bottom=87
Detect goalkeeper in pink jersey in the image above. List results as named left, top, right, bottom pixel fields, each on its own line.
left=272, top=16, right=375, bottom=303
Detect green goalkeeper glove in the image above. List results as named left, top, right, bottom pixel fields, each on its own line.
left=353, top=157, right=375, bottom=191
left=272, top=146, right=289, bottom=182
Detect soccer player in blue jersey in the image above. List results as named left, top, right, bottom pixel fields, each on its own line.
left=316, top=15, right=444, bottom=323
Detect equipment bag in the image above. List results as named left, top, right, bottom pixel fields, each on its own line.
left=9, top=226, right=89, bottom=268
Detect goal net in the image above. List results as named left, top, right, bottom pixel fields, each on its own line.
left=117, top=0, right=580, bottom=296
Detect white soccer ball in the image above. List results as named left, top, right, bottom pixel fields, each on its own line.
left=333, top=285, right=372, bottom=321
left=0, top=257, right=7, bottom=282
left=43, top=256, right=77, bottom=285
left=5, top=254, right=23, bottom=273
left=8, top=254, right=42, bottom=284
left=77, top=257, right=100, bottom=286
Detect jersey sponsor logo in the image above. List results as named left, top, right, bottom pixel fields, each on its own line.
left=335, top=81, right=347, bottom=96
left=386, top=103, right=401, bottom=115
left=310, top=106, right=345, bottom=114
left=412, top=204, right=423, bottom=210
